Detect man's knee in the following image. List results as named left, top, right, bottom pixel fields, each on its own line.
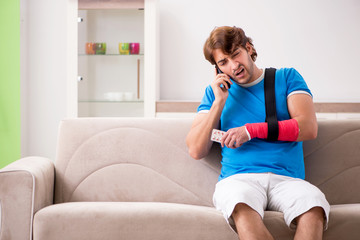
left=232, top=203, right=260, bottom=219
left=232, top=203, right=275, bottom=240
left=296, top=207, right=325, bottom=225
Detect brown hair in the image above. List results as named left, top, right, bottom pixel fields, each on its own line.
left=203, top=26, right=257, bottom=65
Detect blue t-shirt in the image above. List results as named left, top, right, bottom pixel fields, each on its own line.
left=198, top=68, right=312, bottom=181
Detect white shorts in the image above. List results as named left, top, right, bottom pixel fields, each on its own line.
left=213, top=173, right=330, bottom=230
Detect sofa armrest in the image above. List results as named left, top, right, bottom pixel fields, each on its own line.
left=0, top=156, right=54, bottom=240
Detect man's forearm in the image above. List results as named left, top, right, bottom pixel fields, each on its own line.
left=245, top=119, right=299, bottom=142
left=186, top=100, right=225, bottom=159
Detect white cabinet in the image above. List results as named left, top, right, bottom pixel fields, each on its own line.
left=75, top=0, right=158, bottom=117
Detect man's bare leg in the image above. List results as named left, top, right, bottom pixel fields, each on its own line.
left=232, top=203, right=274, bottom=240
left=294, top=207, right=325, bottom=240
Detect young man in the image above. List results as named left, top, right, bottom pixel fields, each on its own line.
left=186, top=26, right=330, bottom=240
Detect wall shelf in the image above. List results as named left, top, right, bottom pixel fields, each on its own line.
left=71, top=0, right=159, bottom=118
left=156, top=101, right=360, bottom=113
left=79, top=0, right=144, bottom=10
left=79, top=100, right=144, bottom=103
left=79, top=54, right=144, bottom=56
left=78, top=8, right=144, bottom=117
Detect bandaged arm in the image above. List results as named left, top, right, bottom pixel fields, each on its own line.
left=245, top=119, right=299, bottom=141
left=245, top=93, right=317, bottom=142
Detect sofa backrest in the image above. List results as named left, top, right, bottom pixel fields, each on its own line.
left=54, top=118, right=360, bottom=206
left=302, top=119, right=360, bottom=205
left=54, top=118, right=220, bottom=206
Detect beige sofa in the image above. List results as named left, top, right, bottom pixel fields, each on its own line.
left=1, top=118, right=360, bottom=240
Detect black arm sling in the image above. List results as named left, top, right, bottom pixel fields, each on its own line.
left=264, top=68, right=279, bottom=141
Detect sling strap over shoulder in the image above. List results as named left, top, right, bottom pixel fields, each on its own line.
left=264, top=68, right=279, bottom=141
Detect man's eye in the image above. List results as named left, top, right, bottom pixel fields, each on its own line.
left=219, top=60, right=227, bottom=66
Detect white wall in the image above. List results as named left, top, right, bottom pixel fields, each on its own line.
left=21, top=0, right=76, bottom=159
left=158, top=0, right=360, bottom=102
left=21, top=0, right=360, bottom=160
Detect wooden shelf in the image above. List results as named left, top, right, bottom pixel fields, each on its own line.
left=79, top=0, right=144, bottom=10
left=156, top=101, right=360, bottom=113
left=79, top=100, right=143, bottom=103
left=78, top=54, right=144, bottom=56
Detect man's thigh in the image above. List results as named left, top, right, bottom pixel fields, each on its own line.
left=213, top=173, right=269, bottom=222
left=267, top=175, right=330, bottom=229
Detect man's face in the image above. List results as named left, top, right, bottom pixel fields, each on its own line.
left=213, top=44, right=255, bottom=85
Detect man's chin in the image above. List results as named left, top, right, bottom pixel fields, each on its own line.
left=232, top=77, right=251, bottom=85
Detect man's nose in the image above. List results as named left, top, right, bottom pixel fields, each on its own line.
left=229, top=59, right=239, bottom=71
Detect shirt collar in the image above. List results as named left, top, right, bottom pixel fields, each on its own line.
left=238, top=69, right=264, bottom=88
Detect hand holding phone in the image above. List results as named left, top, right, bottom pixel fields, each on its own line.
left=216, top=67, right=231, bottom=89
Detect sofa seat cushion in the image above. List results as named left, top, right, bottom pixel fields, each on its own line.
left=33, top=202, right=360, bottom=240
left=33, top=202, right=238, bottom=240
left=323, top=204, right=360, bottom=240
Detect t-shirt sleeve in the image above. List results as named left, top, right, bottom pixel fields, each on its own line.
left=285, top=68, right=313, bottom=98
left=197, top=85, right=215, bottom=113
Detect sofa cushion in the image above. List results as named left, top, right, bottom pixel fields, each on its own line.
left=323, top=204, right=360, bottom=240
left=33, top=202, right=238, bottom=240
left=54, top=118, right=360, bottom=207
left=33, top=203, right=360, bottom=240
left=54, top=118, right=220, bottom=206
left=303, top=120, right=360, bottom=205
left=34, top=202, right=360, bottom=240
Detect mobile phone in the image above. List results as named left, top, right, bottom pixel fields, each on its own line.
left=216, top=66, right=230, bottom=89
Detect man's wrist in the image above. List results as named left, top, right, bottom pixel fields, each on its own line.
left=245, top=122, right=268, bottom=139
left=213, top=98, right=227, bottom=107
left=244, top=126, right=252, bottom=141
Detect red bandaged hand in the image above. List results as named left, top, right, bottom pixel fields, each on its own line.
left=245, top=119, right=299, bottom=141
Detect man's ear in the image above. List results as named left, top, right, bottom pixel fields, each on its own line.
left=246, top=42, right=253, bottom=55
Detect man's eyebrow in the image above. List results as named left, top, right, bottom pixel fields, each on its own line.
left=231, top=49, right=241, bottom=56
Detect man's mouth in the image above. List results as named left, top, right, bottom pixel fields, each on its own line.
left=234, top=66, right=245, bottom=77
